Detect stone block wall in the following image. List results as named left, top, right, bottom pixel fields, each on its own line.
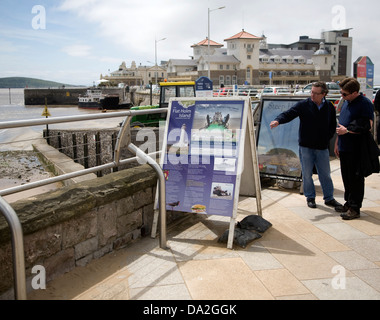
left=0, top=164, right=168, bottom=298
left=24, top=87, right=157, bottom=106
left=45, top=127, right=162, bottom=176
left=24, top=88, right=125, bottom=105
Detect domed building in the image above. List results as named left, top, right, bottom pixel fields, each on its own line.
left=102, top=29, right=352, bottom=87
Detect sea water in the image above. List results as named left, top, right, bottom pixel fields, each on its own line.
left=0, top=88, right=124, bottom=151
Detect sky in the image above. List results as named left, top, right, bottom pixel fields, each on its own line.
left=0, top=0, right=379, bottom=86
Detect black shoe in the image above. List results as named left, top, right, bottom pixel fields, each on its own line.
left=335, top=203, right=349, bottom=213
left=307, top=198, right=317, bottom=209
left=341, top=208, right=360, bottom=220
left=325, top=199, right=343, bottom=208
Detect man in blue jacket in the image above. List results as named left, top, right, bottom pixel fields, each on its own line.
left=270, top=81, right=342, bottom=209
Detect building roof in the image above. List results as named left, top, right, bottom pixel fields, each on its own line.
left=224, top=29, right=263, bottom=41
left=168, top=59, right=198, bottom=67
left=314, top=48, right=329, bottom=55
left=191, top=38, right=224, bottom=48
left=260, top=48, right=315, bottom=61
left=314, top=42, right=330, bottom=55
left=200, top=55, right=240, bottom=64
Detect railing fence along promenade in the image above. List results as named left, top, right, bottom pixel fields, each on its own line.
left=0, top=108, right=168, bottom=300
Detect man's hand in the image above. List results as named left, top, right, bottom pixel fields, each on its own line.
left=336, top=124, right=348, bottom=136
left=270, top=120, right=279, bottom=129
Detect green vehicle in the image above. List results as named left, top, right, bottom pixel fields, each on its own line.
left=131, top=81, right=196, bottom=127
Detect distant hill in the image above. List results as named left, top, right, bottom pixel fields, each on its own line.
left=0, top=77, right=82, bottom=88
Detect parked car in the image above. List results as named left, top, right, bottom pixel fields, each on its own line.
left=238, top=87, right=259, bottom=97
left=261, top=86, right=291, bottom=96
left=373, top=86, right=380, bottom=102
left=295, top=82, right=341, bottom=95
left=213, top=87, right=233, bottom=96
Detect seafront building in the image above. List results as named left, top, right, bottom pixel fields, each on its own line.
left=100, top=61, right=167, bottom=87
left=100, top=28, right=352, bottom=87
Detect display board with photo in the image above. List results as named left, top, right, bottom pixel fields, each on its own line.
left=257, top=97, right=304, bottom=181
left=161, top=98, right=248, bottom=217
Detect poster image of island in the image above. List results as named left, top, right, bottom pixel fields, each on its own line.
left=257, top=99, right=302, bottom=179
left=190, top=101, right=244, bottom=157
left=161, top=99, right=246, bottom=217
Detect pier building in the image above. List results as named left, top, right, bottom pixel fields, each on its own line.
left=101, top=28, right=352, bottom=87
left=101, top=61, right=168, bottom=87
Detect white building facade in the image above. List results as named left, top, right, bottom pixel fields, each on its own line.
left=101, top=29, right=351, bottom=87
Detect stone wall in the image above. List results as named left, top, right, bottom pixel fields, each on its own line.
left=45, top=127, right=162, bottom=176
left=24, top=88, right=126, bottom=106
left=24, top=87, right=158, bottom=106
left=24, top=88, right=86, bottom=105
left=0, top=165, right=175, bottom=298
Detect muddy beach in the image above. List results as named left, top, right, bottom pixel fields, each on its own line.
left=0, top=151, right=60, bottom=203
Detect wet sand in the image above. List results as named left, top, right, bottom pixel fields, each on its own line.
left=0, top=151, right=61, bottom=203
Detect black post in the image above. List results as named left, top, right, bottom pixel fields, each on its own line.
left=57, top=132, right=62, bottom=152
left=83, top=134, right=89, bottom=169
left=45, top=98, right=50, bottom=145
left=72, top=134, right=78, bottom=163
left=95, top=132, right=102, bottom=177
left=149, top=81, right=153, bottom=105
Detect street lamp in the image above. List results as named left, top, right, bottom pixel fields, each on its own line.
left=208, top=6, right=225, bottom=79
left=155, top=37, right=166, bottom=85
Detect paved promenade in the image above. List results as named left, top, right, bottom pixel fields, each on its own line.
left=28, top=159, right=380, bottom=300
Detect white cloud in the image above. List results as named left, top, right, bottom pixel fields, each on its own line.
left=62, top=44, right=92, bottom=57
left=57, top=0, right=100, bottom=12
left=2, top=0, right=380, bottom=86
left=57, top=0, right=205, bottom=59
left=0, top=39, right=18, bottom=53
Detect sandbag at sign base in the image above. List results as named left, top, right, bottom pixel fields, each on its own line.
left=218, top=228, right=262, bottom=248
left=237, top=215, right=272, bottom=233
left=218, top=215, right=272, bottom=248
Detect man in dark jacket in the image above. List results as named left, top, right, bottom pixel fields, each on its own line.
left=374, top=89, right=380, bottom=144
left=270, top=81, right=342, bottom=209
left=335, top=78, right=375, bottom=220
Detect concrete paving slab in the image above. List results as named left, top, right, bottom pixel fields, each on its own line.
left=24, top=159, right=380, bottom=301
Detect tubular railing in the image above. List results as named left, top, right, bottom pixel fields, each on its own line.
left=0, top=196, right=26, bottom=300
left=0, top=107, right=168, bottom=299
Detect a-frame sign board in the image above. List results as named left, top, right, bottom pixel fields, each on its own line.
left=153, top=97, right=262, bottom=249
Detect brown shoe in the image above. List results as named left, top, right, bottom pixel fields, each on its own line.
left=341, top=208, right=360, bottom=220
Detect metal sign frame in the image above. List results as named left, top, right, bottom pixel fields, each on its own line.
left=153, top=96, right=261, bottom=249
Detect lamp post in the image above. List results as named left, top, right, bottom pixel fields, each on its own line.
left=155, top=37, right=166, bottom=85
left=208, top=6, right=225, bottom=79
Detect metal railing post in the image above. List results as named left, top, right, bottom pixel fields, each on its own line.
left=113, top=115, right=168, bottom=249
left=0, top=197, right=27, bottom=300
left=0, top=108, right=171, bottom=297
left=128, top=143, right=168, bottom=249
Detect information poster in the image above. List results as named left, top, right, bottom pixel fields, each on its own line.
left=161, top=98, right=246, bottom=217
left=257, top=98, right=303, bottom=180
left=195, top=76, right=213, bottom=97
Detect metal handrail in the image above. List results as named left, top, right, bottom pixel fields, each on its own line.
left=0, top=108, right=167, bottom=129
left=0, top=108, right=167, bottom=196
left=0, top=196, right=26, bottom=300
left=116, top=115, right=167, bottom=249
left=0, top=107, right=168, bottom=299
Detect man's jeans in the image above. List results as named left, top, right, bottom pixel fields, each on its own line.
left=299, top=146, right=334, bottom=201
